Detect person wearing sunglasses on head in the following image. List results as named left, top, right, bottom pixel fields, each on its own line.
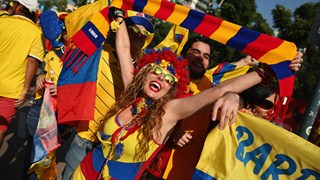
left=70, top=14, right=270, bottom=178
left=60, top=4, right=155, bottom=180
left=239, top=81, right=293, bottom=130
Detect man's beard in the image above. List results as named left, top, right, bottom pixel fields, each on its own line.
left=189, top=68, right=206, bottom=80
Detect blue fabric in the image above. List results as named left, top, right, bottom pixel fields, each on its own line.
left=226, top=27, right=260, bottom=51
left=107, top=160, right=142, bottom=179
left=181, top=9, right=205, bottom=31
left=58, top=46, right=102, bottom=86
left=62, top=134, right=96, bottom=180
left=25, top=98, right=43, bottom=180
left=82, top=21, right=105, bottom=49
left=26, top=99, right=43, bottom=137
left=192, top=169, right=217, bottom=180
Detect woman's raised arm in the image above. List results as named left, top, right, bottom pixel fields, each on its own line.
left=115, top=13, right=135, bottom=89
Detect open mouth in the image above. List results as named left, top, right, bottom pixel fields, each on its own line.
left=149, top=81, right=162, bottom=92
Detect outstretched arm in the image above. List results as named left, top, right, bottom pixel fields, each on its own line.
left=115, top=13, right=135, bottom=89
left=233, top=51, right=303, bottom=71
left=164, top=71, right=261, bottom=124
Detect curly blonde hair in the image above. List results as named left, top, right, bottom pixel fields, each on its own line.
left=100, top=49, right=189, bottom=175
left=100, top=64, right=178, bottom=162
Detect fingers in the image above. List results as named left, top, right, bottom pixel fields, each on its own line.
left=211, top=101, right=220, bottom=121
left=50, top=84, right=58, bottom=96
left=14, top=93, right=28, bottom=107
left=289, top=51, right=304, bottom=71
left=229, top=110, right=237, bottom=125
left=176, top=132, right=193, bottom=147
left=14, top=99, right=24, bottom=107
left=289, top=57, right=303, bottom=72
left=296, top=51, right=303, bottom=58
left=36, top=75, right=46, bottom=89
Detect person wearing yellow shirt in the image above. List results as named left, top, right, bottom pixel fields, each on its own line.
left=61, top=3, right=155, bottom=179
left=24, top=10, right=68, bottom=180
left=0, top=0, right=44, bottom=146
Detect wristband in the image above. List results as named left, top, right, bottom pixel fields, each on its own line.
left=110, top=16, right=124, bottom=32
left=114, top=9, right=125, bottom=17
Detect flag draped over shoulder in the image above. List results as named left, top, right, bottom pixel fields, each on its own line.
left=193, top=112, right=320, bottom=179
left=57, top=5, right=112, bottom=125
left=111, top=0, right=297, bottom=120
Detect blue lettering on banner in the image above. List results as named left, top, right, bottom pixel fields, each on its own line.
left=297, top=169, right=320, bottom=179
left=235, top=126, right=320, bottom=179
left=260, top=154, right=296, bottom=179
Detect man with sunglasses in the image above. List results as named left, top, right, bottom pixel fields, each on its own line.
left=61, top=3, right=155, bottom=180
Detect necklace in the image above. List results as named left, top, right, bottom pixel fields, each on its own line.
left=100, top=97, right=152, bottom=161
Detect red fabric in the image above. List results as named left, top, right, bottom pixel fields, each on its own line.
left=71, top=30, right=98, bottom=56
left=134, top=144, right=164, bottom=180
left=0, top=97, right=16, bottom=132
left=194, top=14, right=223, bottom=38
left=242, top=33, right=284, bottom=60
left=278, top=75, right=295, bottom=97
left=57, top=82, right=96, bottom=125
left=80, top=151, right=100, bottom=180
left=213, top=62, right=227, bottom=74
left=154, top=0, right=175, bottom=20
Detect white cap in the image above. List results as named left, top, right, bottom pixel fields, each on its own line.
left=13, top=0, right=39, bottom=12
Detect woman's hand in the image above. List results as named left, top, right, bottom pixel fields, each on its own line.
left=289, top=51, right=303, bottom=72
left=212, top=92, right=240, bottom=130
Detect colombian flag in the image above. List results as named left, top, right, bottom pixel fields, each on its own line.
left=58, top=47, right=102, bottom=125
left=58, top=4, right=112, bottom=124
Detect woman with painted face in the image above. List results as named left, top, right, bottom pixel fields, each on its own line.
left=70, top=11, right=266, bottom=179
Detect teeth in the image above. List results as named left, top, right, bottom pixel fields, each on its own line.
left=151, top=82, right=160, bottom=90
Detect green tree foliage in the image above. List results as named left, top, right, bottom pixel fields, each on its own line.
left=72, top=0, right=89, bottom=7
left=198, top=0, right=274, bottom=64
left=39, top=0, right=67, bottom=12
left=272, top=2, right=320, bottom=100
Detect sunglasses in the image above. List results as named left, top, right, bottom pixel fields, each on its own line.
left=128, top=25, right=150, bottom=37
left=255, top=99, right=274, bottom=110
left=150, top=64, right=178, bottom=85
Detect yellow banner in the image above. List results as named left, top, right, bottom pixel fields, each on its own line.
left=194, top=112, right=320, bottom=179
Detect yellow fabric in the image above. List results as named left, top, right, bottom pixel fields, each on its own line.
left=153, top=25, right=189, bottom=56
left=76, top=43, right=123, bottom=142
left=164, top=63, right=250, bottom=179
left=100, top=114, right=159, bottom=162
left=35, top=50, right=63, bottom=100
left=71, top=166, right=86, bottom=180
left=259, top=41, right=297, bottom=64
left=0, top=15, right=44, bottom=99
left=27, top=149, right=57, bottom=180
left=167, top=5, right=189, bottom=25
left=65, top=0, right=110, bottom=38
left=99, top=113, right=160, bottom=177
left=195, top=112, right=320, bottom=179
left=210, top=20, right=241, bottom=44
